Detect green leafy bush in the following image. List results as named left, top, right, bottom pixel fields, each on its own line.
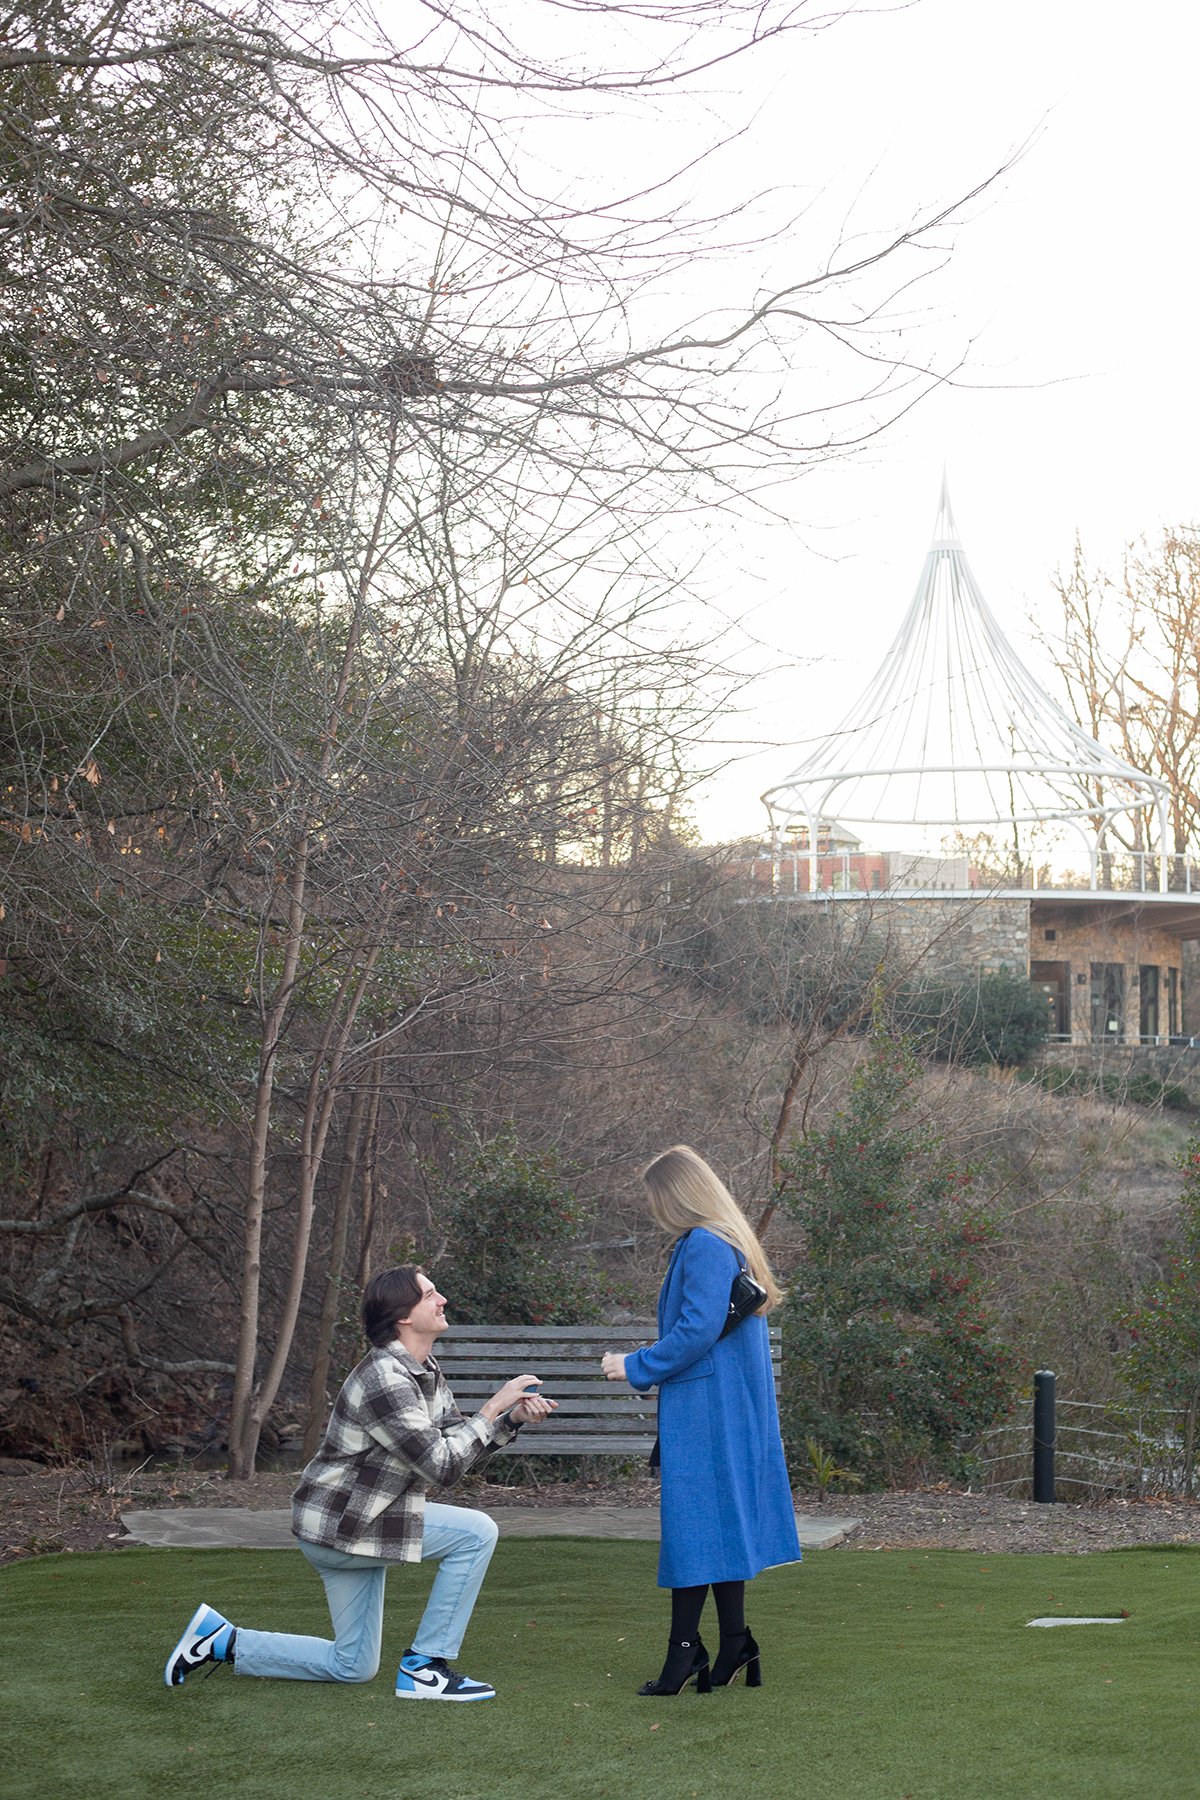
left=1028, top=1066, right=1192, bottom=1110
left=1120, top=1138, right=1200, bottom=1496
left=893, top=968, right=1052, bottom=1067
left=432, top=1129, right=614, bottom=1325
left=777, top=1024, right=1020, bottom=1486
left=1124, top=1073, right=1191, bottom=1110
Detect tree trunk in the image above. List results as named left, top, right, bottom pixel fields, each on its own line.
left=231, top=938, right=384, bottom=1476
left=225, top=471, right=392, bottom=1480
left=227, top=841, right=311, bottom=1478
left=757, top=1044, right=811, bottom=1240
left=1185, top=1389, right=1198, bottom=1500
left=355, top=1077, right=383, bottom=1288
left=301, top=1081, right=371, bottom=1461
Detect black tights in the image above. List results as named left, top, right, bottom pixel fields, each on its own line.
left=670, top=1580, right=746, bottom=1642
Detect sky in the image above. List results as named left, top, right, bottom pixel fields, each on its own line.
left=672, top=0, right=1200, bottom=844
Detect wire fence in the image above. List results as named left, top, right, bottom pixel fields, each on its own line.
left=977, top=1392, right=1197, bottom=1500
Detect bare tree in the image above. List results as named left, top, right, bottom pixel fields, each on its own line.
left=1, top=0, right=1001, bottom=1469
left=652, top=875, right=1002, bottom=1239
left=1042, top=529, right=1200, bottom=857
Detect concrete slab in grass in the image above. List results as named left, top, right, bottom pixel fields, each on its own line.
left=795, top=1514, right=860, bottom=1549
left=121, top=1508, right=296, bottom=1550
left=120, top=1506, right=860, bottom=1550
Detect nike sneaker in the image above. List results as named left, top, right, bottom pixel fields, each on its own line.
left=395, top=1650, right=495, bottom=1700
left=165, top=1603, right=236, bottom=1686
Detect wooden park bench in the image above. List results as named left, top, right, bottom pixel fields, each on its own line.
left=437, top=1323, right=783, bottom=1458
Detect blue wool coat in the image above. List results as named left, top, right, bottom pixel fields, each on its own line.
left=624, top=1227, right=801, bottom=1589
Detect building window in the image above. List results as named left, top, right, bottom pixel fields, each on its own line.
left=832, top=870, right=860, bottom=891
left=1044, top=929, right=1057, bottom=941
left=871, top=869, right=881, bottom=889
left=1090, top=963, right=1124, bottom=1039
left=1169, top=965, right=1180, bottom=1037
left=1031, top=961, right=1069, bottom=1037
left=1139, top=965, right=1160, bottom=1041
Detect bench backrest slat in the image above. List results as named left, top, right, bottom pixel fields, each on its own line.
left=438, top=1323, right=780, bottom=1456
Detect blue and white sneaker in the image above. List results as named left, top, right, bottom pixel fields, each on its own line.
left=165, top=1603, right=236, bottom=1686
left=395, top=1650, right=495, bottom=1701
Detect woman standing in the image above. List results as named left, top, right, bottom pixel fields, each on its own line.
left=602, top=1146, right=799, bottom=1695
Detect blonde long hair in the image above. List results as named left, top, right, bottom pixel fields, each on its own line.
left=641, top=1145, right=781, bottom=1312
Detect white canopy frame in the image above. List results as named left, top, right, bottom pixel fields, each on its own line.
left=763, top=479, right=1170, bottom=896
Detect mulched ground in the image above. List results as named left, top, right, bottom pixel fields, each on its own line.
left=0, top=1464, right=299, bottom=1563
left=4, top=1461, right=1199, bottom=1566
left=792, top=1485, right=1200, bottom=1553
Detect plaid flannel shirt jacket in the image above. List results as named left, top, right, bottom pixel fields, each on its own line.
left=291, top=1342, right=517, bottom=1561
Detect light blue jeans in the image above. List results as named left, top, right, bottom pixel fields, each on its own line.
left=232, top=1503, right=499, bottom=1682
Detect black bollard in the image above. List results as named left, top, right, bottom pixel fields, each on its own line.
left=1033, top=1368, right=1056, bottom=1504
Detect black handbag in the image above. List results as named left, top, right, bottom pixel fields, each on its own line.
left=720, top=1261, right=768, bottom=1339
left=647, top=1255, right=766, bottom=1468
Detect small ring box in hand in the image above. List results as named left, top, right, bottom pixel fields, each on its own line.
left=501, top=1381, right=542, bottom=1435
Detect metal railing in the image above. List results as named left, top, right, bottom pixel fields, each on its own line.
left=748, top=850, right=1200, bottom=898
left=1043, top=1033, right=1199, bottom=1047
left=1043, top=852, right=1197, bottom=894
left=976, top=1390, right=1197, bottom=1500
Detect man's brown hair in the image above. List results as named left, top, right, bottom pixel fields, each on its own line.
left=362, top=1265, right=425, bottom=1346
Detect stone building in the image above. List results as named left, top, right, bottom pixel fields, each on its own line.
left=757, top=481, right=1200, bottom=1046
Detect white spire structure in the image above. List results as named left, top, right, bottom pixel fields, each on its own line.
left=762, top=477, right=1170, bottom=895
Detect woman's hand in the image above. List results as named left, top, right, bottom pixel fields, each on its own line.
left=601, top=1352, right=627, bottom=1381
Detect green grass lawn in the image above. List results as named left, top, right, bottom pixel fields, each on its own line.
left=2, top=1539, right=1198, bottom=1800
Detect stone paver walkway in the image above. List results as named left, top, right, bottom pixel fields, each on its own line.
left=119, top=1505, right=860, bottom=1551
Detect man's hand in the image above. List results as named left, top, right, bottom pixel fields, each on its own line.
left=601, top=1352, right=627, bottom=1381
left=479, top=1373, right=558, bottom=1424
left=508, top=1390, right=557, bottom=1426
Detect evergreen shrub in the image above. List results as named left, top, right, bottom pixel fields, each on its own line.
left=777, top=1023, right=1020, bottom=1486
left=893, top=967, right=1052, bottom=1066
left=1027, top=1066, right=1191, bottom=1109
left=1120, top=1137, right=1200, bottom=1496
left=433, top=1128, right=614, bottom=1325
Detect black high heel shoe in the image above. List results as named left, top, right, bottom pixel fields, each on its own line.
left=637, top=1637, right=712, bottom=1696
left=710, top=1629, right=761, bottom=1688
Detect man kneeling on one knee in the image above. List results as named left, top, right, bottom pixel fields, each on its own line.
left=166, top=1264, right=556, bottom=1701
